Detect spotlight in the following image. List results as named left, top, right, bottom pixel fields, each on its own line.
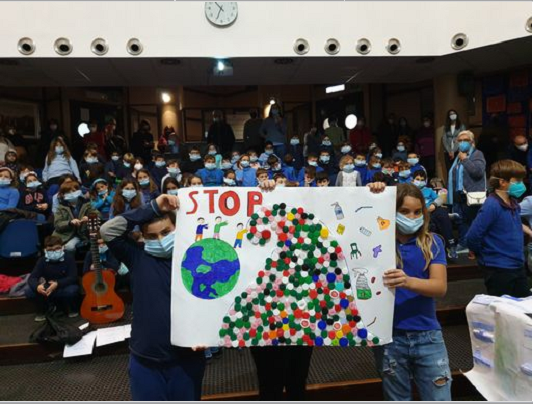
left=323, top=118, right=330, bottom=131
left=77, top=122, right=90, bottom=137
left=386, top=38, right=401, bottom=55
left=217, top=60, right=225, bottom=71
left=451, top=33, right=468, bottom=50
left=161, top=92, right=171, bottom=103
left=54, top=37, right=72, bottom=56
left=127, top=38, right=143, bottom=55
left=213, top=59, right=233, bottom=76
left=345, top=114, right=357, bottom=130
left=269, top=97, right=276, bottom=105
left=91, top=38, right=108, bottom=56
left=325, top=84, right=345, bottom=94
left=293, top=38, right=310, bottom=55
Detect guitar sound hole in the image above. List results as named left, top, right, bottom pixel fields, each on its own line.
left=94, top=283, right=107, bottom=293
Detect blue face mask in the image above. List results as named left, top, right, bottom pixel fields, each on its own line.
left=407, top=158, right=419, bottom=166
left=27, top=180, right=42, bottom=189
left=223, top=178, right=236, bottom=186
left=341, top=146, right=352, bottom=154
left=322, top=141, right=332, bottom=147
left=205, top=163, right=216, bottom=170
left=55, top=146, right=64, bottom=155
left=508, top=181, right=527, bottom=198
left=98, top=189, right=108, bottom=196
left=0, top=178, right=12, bottom=187
left=290, top=138, right=300, bottom=145
left=189, top=154, right=201, bottom=161
left=168, top=140, right=176, bottom=146
left=221, top=162, right=233, bottom=170
left=396, top=213, right=424, bottom=235
left=155, top=161, right=166, bottom=168
left=111, top=155, right=120, bottom=161
left=413, top=180, right=426, bottom=189
left=139, top=179, right=150, bottom=187
left=343, top=164, right=355, bottom=173
left=168, top=167, right=180, bottom=175
left=86, top=157, right=98, bottom=164
left=167, top=189, right=179, bottom=196
left=265, top=149, right=274, bottom=155
left=98, top=245, right=109, bottom=254
left=375, top=153, right=383, bottom=159
left=123, top=162, right=131, bottom=168
left=231, top=155, right=240, bottom=164
left=240, top=161, right=250, bottom=168
left=355, top=159, right=366, bottom=167
left=372, top=163, right=382, bottom=169
left=458, top=141, right=471, bottom=153
left=382, top=168, right=394, bottom=176
left=45, top=249, right=65, bottom=262
left=122, top=189, right=137, bottom=201
left=397, top=145, right=405, bottom=152
left=64, top=190, right=82, bottom=202
left=399, top=169, right=411, bottom=178
left=320, top=156, right=330, bottom=164
left=308, top=161, right=318, bottom=167
left=144, top=231, right=175, bottom=258
left=250, top=156, right=258, bottom=163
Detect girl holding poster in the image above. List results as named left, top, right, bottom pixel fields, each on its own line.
left=376, top=183, right=451, bottom=401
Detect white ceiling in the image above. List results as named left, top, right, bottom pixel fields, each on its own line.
left=0, top=37, right=530, bottom=87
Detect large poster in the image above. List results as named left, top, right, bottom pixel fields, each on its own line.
left=171, top=187, right=397, bottom=348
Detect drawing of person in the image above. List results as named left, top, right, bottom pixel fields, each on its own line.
left=195, top=217, right=209, bottom=241
left=213, top=216, right=228, bottom=240
left=233, top=223, right=247, bottom=248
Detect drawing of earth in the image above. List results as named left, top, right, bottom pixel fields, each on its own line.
left=181, top=238, right=240, bottom=300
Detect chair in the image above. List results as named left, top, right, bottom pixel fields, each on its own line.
left=0, top=219, right=40, bottom=258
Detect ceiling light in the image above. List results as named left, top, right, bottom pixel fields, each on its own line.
left=161, top=92, right=171, bottom=103
left=323, top=118, right=330, bottom=131
left=269, top=97, right=276, bottom=105
left=345, top=114, right=357, bottom=130
left=326, top=84, right=345, bottom=94
left=77, top=122, right=90, bottom=137
left=217, top=60, right=225, bottom=71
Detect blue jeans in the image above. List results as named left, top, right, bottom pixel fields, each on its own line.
left=128, top=353, right=206, bottom=401
left=373, top=330, right=452, bottom=401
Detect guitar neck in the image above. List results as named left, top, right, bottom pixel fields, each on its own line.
left=89, top=236, right=104, bottom=282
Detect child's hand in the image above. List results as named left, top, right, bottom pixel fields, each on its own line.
left=367, top=182, right=386, bottom=193
left=383, top=269, right=410, bottom=289
left=70, top=219, right=81, bottom=227
left=156, top=194, right=180, bottom=212
left=45, top=281, right=58, bottom=296
left=81, top=216, right=89, bottom=223
left=191, top=345, right=208, bottom=352
left=259, top=180, right=276, bottom=191
left=36, top=284, right=47, bottom=296
left=428, top=204, right=436, bottom=213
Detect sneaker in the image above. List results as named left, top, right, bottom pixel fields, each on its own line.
left=448, top=213, right=460, bottom=221
left=204, top=349, right=213, bottom=360
left=34, top=314, right=46, bottom=322
left=456, top=244, right=469, bottom=254
left=447, top=245, right=458, bottom=260
left=468, top=251, right=476, bottom=260
left=68, top=311, right=79, bottom=318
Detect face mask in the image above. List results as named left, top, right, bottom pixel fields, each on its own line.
left=277, top=183, right=286, bottom=188
left=271, top=165, right=281, bottom=172
left=413, top=180, right=426, bottom=189
left=167, top=189, right=179, bottom=196
left=240, top=161, right=250, bottom=168
left=369, top=143, right=377, bottom=150
left=407, top=158, right=419, bottom=166
left=265, top=149, right=274, bottom=155
left=322, top=141, right=332, bottom=147
left=375, top=153, right=383, bottom=159
left=139, top=179, right=150, bottom=187
left=90, top=127, right=97, bottom=133
left=399, top=169, right=411, bottom=178
left=205, top=163, right=216, bottom=170
left=449, top=114, right=457, bottom=121
left=508, top=181, right=527, bottom=198
left=134, top=164, right=143, bottom=171
left=122, top=189, right=137, bottom=201
left=223, top=178, right=236, bottom=186
left=320, top=156, right=330, bottom=164
left=397, top=145, right=405, bottom=152
left=231, top=156, right=240, bottom=164
left=250, top=156, right=258, bottom=163
left=168, top=140, right=176, bottom=146
left=45, top=249, right=65, bottom=262
left=343, top=164, right=355, bottom=173
left=372, top=163, right=382, bottom=169
left=382, top=168, right=394, bottom=176
left=123, top=162, right=131, bottom=168
left=111, top=155, right=120, bottom=161
left=290, top=138, right=300, bottom=145
left=155, top=161, right=166, bottom=168
left=55, top=146, right=64, bottom=154
left=423, top=121, right=431, bottom=128
left=341, top=146, right=352, bottom=154
left=98, top=189, right=108, bottom=196
left=144, top=231, right=175, bottom=258
left=191, top=184, right=202, bottom=188
left=208, top=150, right=217, bottom=156
left=396, top=213, right=424, bottom=235
left=458, top=141, right=471, bottom=153
left=222, top=162, right=233, bottom=170
left=190, top=154, right=201, bottom=161
left=19, top=174, right=27, bottom=182
left=27, top=180, right=42, bottom=189
left=308, top=161, right=318, bottom=167
left=98, top=245, right=109, bottom=254
left=0, top=178, right=12, bottom=187
left=517, top=144, right=529, bottom=152
left=86, top=157, right=98, bottom=164
left=64, top=190, right=82, bottom=202
left=168, top=167, right=180, bottom=175
left=50, top=125, right=58, bottom=131
left=355, top=159, right=366, bottom=167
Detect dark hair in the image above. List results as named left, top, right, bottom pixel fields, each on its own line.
left=249, top=110, right=258, bottom=119
left=189, top=146, right=200, bottom=153
left=44, top=235, right=63, bottom=248
left=316, top=172, right=329, bottom=182
left=372, top=172, right=386, bottom=183
left=162, top=177, right=180, bottom=193
left=256, top=168, right=268, bottom=178
left=273, top=173, right=287, bottom=181
left=224, top=169, right=235, bottom=178
left=304, top=166, right=317, bottom=177
left=445, top=109, right=462, bottom=131
left=112, top=179, right=142, bottom=215
left=141, top=212, right=176, bottom=235
left=265, top=141, right=273, bottom=147
left=167, top=159, right=179, bottom=166
left=47, top=137, right=71, bottom=164
left=381, top=157, right=394, bottom=167
left=267, top=155, right=278, bottom=165
left=136, top=168, right=158, bottom=193
left=412, top=169, right=427, bottom=180
left=215, top=216, right=221, bottom=220
left=307, top=153, right=318, bottom=159
left=489, top=159, right=527, bottom=190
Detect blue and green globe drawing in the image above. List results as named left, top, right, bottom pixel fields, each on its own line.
left=181, top=238, right=240, bottom=300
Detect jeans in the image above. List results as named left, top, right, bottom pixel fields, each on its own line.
left=452, top=194, right=481, bottom=246
left=374, top=330, right=452, bottom=401
left=128, top=353, right=205, bottom=401
left=25, top=284, right=79, bottom=314
left=429, top=207, right=454, bottom=247
left=481, top=265, right=531, bottom=298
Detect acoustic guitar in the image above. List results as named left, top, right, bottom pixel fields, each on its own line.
left=80, top=213, right=125, bottom=324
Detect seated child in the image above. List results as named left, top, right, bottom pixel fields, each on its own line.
left=136, top=169, right=160, bottom=204
left=336, top=155, right=362, bottom=187
left=338, top=142, right=355, bottom=159
left=110, top=179, right=142, bottom=218
left=256, top=168, right=270, bottom=186
left=259, top=141, right=278, bottom=165
left=363, top=156, right=382, bottom=185
left=391, top=141, right=408, bottom=162
left=354, top=152, right=368, bottom=182
left=160, top=159, right=182, bottom=190
left=223, top=170, right=237, bottom=187
left=114, top=152, right=135, bottom=182
left=236, top=154, right=257, bottom=187
left=266, top=155, right=283, bottom=179
left=26, top=235, right=79, bottom=321
left=220, top=157, right=233, bottom=172
left=206, top=143, right=223, bottom=168
left=162, top=177, right=180, bottom=196
left=105, top=151, right=123, bottom=186
left=3, top=149, right=20, bottom=173
left=248, top=149, right=261, bottom=169
left=181, top=146, right=204, bottom=174
left=316, top=171, right=330, bottom=187
left=407, top=152, right=426, bottom=174
left=319, top=149, right=338, bottom=184
left=282, top=154, right=299, bottom=182
left=0, top=167, right=20, bottom=210
left=80, top=149, right=103, bottom=189
left=273, top=173, right=288, bottom=187
left=90, top=178, right=115, bottom=221
left=380, top=158, right=399, bottom=186
left=187, top=175, right=204, bottom=188
left=196, top=155, right=224, bottom=186
left=396, top=160, right=413, bottom=184
left=230, top=150, right=241, bottom=170
left=300, top=166, right=317, bottom=187
left=287, top=136, right=304, bottom=171
left=18, top=171, right=49, bottom=221
left=149, top=154, right=168, bottom=188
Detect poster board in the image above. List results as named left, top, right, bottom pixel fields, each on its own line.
left=171, top=186, right=396, bottom=348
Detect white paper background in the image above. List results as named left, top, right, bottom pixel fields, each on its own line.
left=171, top=186, right=396, bottom=347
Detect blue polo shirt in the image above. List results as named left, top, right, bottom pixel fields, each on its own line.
left=394, top=234, right=446, bottom=331
left=195, top=168, right=224, bottom=186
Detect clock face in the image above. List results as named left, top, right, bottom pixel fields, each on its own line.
left=205, top=2, right=238, bottom=27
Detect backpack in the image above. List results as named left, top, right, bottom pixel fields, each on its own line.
left=29, top=307, right=85, bottom=345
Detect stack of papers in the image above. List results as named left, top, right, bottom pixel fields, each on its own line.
left=63, top=323, right=132, bottom=358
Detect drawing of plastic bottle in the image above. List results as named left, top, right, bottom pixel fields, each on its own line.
left=331, top=202, right=344, bottom=220
left=355, top=269, right=372, bottom=300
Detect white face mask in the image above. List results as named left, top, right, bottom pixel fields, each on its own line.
left=517, top=144, right=528, bottom=152
left=449, top=114, right=457, bottom=121
left=134, top=163, right=143, bottom=171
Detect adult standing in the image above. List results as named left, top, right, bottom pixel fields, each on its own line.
left=207, top=110, right=235, bottom=155
left=397, top=117, right=414, bottom=151
left=324, top=116, right=345, bottom=150
left=377, top=113, right=398, bottom=157
left=243, top=109, right=264, bottom=152
left=131, top=120, right=155, bottom=164
left=447, top=130, right=486, bottom=256
left=104, top=118, right=127, bottom=157
left=260, top=104, right=287, bottom=159
left=348, top=116, right=372, bottom=154
left=414, top=116, right=436, bottom=178
left=442, top=109, right=466, bottom=174
left=84, top=120, right=107, bottom=158
left=303, top=124, right=320, bottom=158
left=507, top=134, right=530, bottom=167
left=476, top=114, right=508, bottom=173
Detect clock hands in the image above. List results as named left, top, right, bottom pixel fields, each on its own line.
left=215, top=2, right=224, bottom=20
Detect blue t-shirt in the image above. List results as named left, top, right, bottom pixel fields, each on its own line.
left=196, top=168, right=224, bottom=187
left=394, top=234, right=446, bottom=331
left=421, top=187, right=439, bottom=208
left=235, top=167, right=257, bottom=187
